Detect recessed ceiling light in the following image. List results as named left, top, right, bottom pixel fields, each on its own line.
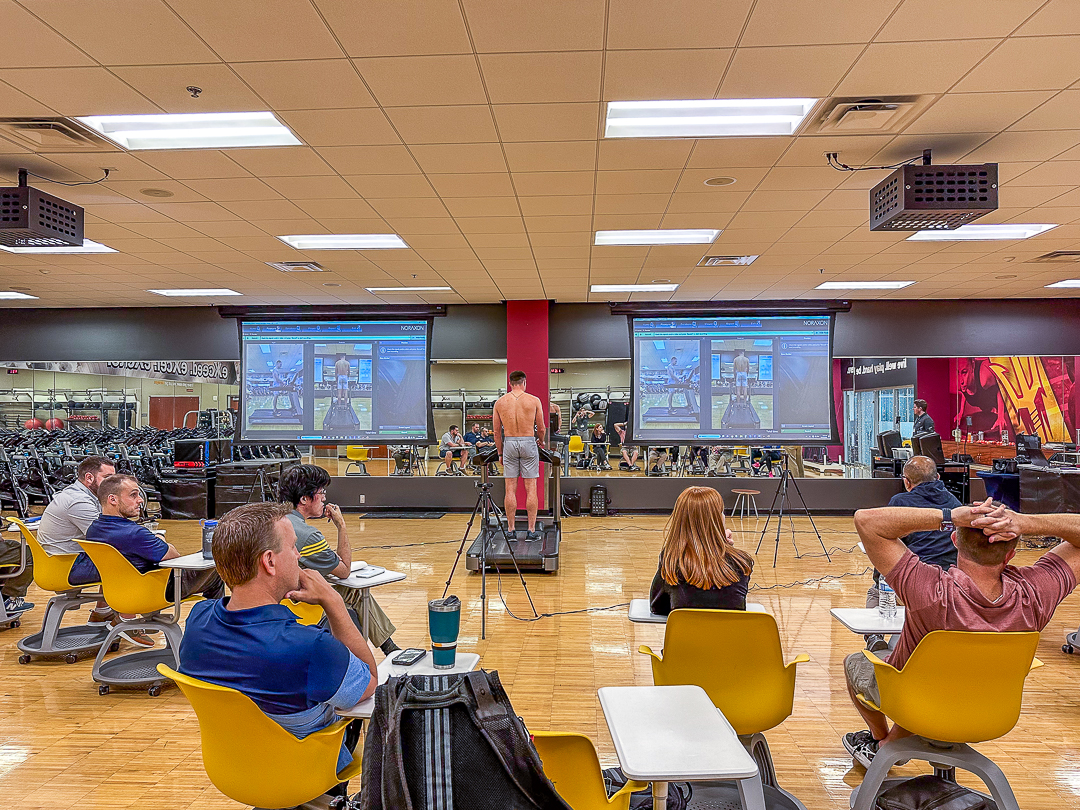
left=266, top=261, right=326, bottom=272
left=906, top=224, right=1057, bottom=241
left=815, top=281, right=914, bottom=290
left=277, top=234, right=409, bottom=250
left=76, top=112, right=301, bottom=150
left=0, top=238, right=116, bottom=254
left=0, top=291, right=38, bottom=300
left=704, top=176, right=737, bottom=186
left=365, top=286, right=451, bottom=292
left=591, top=283, right=680, bottom=292
left=140, top=188, right=174, bottom=198
left=147, top=288, right=242, bottom=297
left=1045, top=280, right=1080, bottom=288
left=595, top=229, right=720, bottom=246
left=322, top=283, right=341, bottom=287
left=604, top=98, right=818, bottom=138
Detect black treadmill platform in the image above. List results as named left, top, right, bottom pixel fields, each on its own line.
left=466, top=520, right=560, bottom=572
left=721, top=399, right=761, bottom=429
left=642, top=406, right=700, bottom=423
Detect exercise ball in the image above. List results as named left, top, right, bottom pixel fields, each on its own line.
left=23, top=418, right=44, bottom=430
left=44, top=417, right=65, bottom=430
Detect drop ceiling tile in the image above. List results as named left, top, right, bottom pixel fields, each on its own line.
left=606, top=0, right=752, bottom=49
left=593, top=193, right=670, bottom=215
left=442, top=197, right=521, bottom=217
left=183, top=177, right=283, bottom=202
left=136, top=150, right=252, bottom=180
left=516, top=195, right=591, bottom=217
left=953, top=36, right=1080, bottom=92
left=164, top=0, right=341, bottom=61
left=123, top=221, right=209, bottom=240
left=316, top=146, right=420, bottom=175
left=233, top=60, right=376, bottom=110
left=905, top=90, right=1056, bottom=136
left=722, top=44, right=861, bottom=98
left=878, top=0, right=1044, bottom=41
left=386, top=106, right=498, bottom=146
left=262, top=175, right=359, bottom=200
left=962, top=130, right=1080, bottom=163
left=458, top=217, right=526, bottom=235
left=110, top=63, right=269, bottom=113
left=727, top=210, right=805, bottom=230
left=836, top=39, right=998, bottom=97
left=740, top=0, right=898, bottom=46
left=104, top=179, right=207, bottom=204
left=687, top=138, right=792, bottom=169
left=522, top=231, right=592, bottom=247
left=216, top=199, right=311, bottom=220
left=591, top=213, right=664, bottom=230
left=664, top=192, right=749, bottom=214
left=368, top=198, right=451, bottom=219
left=426, top=173, right=516, bottom=198
left=462, top=0, right=605, bottom=52
left=659, top=212, right=736, bottom=230
left=354, top=55, right=487, bottom=107
left=603, top=49, right=732, bottom=101
left=677, top=167, right=771, bottom=193
left=384, top=217, right=462, bottom=235
left=523, top=215, right=594, bottom=232
left=595, top=169, right=681, bottom=195
left=0, top=3, right=96, bottom=67
left=345, top=174, right=437, bottom=198
left=290, top=199, right=382, bottom=219
left=502, top=141, right=598, bottom=173
left=492, top=102, right=601, bottom=142
left=412, top=247, right=477, bottom=260
left=473, top=247, right=535, bottom=261
left=409, top=142, right=506, bottom=175
left=278, top=108, right=400, bottom=147
left=221, top=147, right=334, bottom=179
left=467, top=233, right=531, bottom=249
left=89, top=204, right=174, bottom=223
left=1015, top=0, right=1080, bottom=36
left=1009, top=89, right=1080, bottom=131
left=1008, top=161, right=1080, bottom=188
left=795, top=209, right=867, bottom=228
left=315, top=0, right=471, bottom=57
left=0, top=78, right=56, bottom=116
left=0, top=67, right=159, bottom=116
left=742, top=188, right=829, bottom=212
left=512, top=171, right=595, bottom=197
left=190, top=220, right=269, bottom=238
left=479, top=52, right=603, bottom=104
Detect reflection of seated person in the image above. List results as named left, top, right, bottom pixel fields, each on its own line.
left=271, top=360, right=302, bottom=417
left=69, top=475, right=225, bottom=602
left=708, top=446, right=735, bottom=475
left=648, top=446, right=672, bottom=474
left=752, top=446, right=781, bottom=476
left=688, top=445, right=709, bottom=471
left=334, top=353, right=350, bottom=404
left=438, top=425, right=470, bottom=475
left=613, top=423, right=640, bottom=471
left=476, top=428, right=499, bottom=474
left=279, top=465, right=400, bottom=655
left=650, top=487, right=754, bottom=613
left=589, top=424, right=611, bottom=470
left=390, top=445, right=413, bottom=475
left=179, top=502, right=377, bottom=777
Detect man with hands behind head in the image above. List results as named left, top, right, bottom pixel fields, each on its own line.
left=842, top=498, right=1080, bottom=768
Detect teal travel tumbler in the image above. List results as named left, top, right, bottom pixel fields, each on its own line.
left=428, top=595, right=461, bottom=669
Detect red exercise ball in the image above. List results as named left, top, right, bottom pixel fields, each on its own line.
left=23, top=418, right=44, bottom=430
left=45, top=417, right=65, bottom=430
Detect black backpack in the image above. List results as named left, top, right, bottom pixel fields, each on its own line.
left=359, top=670, right=572, bottom=810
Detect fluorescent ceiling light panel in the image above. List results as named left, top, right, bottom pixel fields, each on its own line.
left=595, top=229, right=720, bottom=246
left=0, top=291, right=38, bottom=299
left=277, top=234, right=409, bottom=250
left=1045, top=280, right=1080, bottom=288
left=591, top=284, right=680, bottom=293
left=605, top=98, right=818, bottom=138
left=76, top=112, right=300, bottom=150
left=366, top=286, right=451, bottom=292
left=815, top=281, right=914, bottom=290
left=0, top=238, right=116, bottom=254
left=147, top=288, right=242, bottom=297
left=906, top=224, right=1057, bottom=241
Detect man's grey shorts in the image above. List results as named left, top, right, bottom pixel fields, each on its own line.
left=503, top=436, right=540, bottom=479
left=845, top=651, right=881, bottom=707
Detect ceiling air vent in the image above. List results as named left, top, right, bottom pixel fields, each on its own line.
left=0, top=118, right=118, bottom=151
left=802, top=96, right=937, bottom=136
left=1027, top=251, right=1080, bottom=264
left=697, top=255, right=758, bottom=267
left=267, top=261, right=327, bottom=272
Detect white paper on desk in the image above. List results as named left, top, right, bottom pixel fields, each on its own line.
left=350, top=560, right=368, bottom=572
left=354, top=566, right=385, bottom=578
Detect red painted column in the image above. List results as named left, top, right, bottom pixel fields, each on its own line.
left=505, top=300, right=549, bottom=509
left=916, top=358, right=953, bottom=436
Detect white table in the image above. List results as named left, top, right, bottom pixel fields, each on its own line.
left=599, top=684, right=765, bottom=809
left=160, top=551, right=218, bottom=622
left=830, top=607, right=905, bottom=635
left=627, top=598, right=767, bottom=623
left=338, top=652, right=481, bottom=719
left=327, top=568, right=406, bottom=639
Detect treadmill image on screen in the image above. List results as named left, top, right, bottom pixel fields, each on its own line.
left=712, top=340, right=774, bottom=431
left=244, top=343, right=304, bottom=430
left=314, top=343, right=372, bottom=435
left=636, top=339, right=701, bottom=430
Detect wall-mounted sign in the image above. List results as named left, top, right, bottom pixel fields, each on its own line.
left=840, top=357, right=917, bottom=391
left=0, top=360, right=239, bottom=385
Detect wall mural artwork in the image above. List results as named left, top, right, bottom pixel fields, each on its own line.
left=953, top=356, right=1075, bottom=443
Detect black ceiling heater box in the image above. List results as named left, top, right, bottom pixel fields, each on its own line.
left=0, top=184, right=84, bottom=248
left=870, top=163, right=997, bottom=231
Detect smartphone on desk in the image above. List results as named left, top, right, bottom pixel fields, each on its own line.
left=354, top=565, right=385, bottom=578
left=391, top=648, right=427, bottom=666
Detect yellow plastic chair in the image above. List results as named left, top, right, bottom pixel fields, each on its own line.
left=531, top=731, right=646, bottom=810
left=639, top=608, right=809, bottom=808
left=80, top=540, right=184, bottom=696
left=567, top=435, right=585, bottom=476
left=159, top=664, right=362, bottom=809
left=0, top=518, right=31, bottom=630
left=851, top=630, right=1042, bottom=810
left=283, top=598, right=324, bottom=626
left=344, top=446, right=371, bottom=476
left=14, top=521, right=114, bottom=664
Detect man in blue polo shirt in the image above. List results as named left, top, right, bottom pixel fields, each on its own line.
left=68, top=474, right=224, bottom=602
left=179, top=502, right=376, bottom=775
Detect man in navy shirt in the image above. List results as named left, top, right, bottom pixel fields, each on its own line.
left=864, top=455, right=960, bottom=651
left=68, top=474, right=224, bottom=602
left=179, top=502, right=376, bottom=775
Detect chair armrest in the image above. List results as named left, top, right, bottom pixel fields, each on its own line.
left=638, top=644, right=661, bottom=662
left=786, top=653, right=810, bottom=668
left=1030, top=657, right=1044, bottom=672
left=611, top=780, right=649, bottom=799
left=855, top=692, right=882, bottom=713
left=861, top=648, right=900, bottom=673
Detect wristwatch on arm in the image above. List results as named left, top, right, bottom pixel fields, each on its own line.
left=941, top=507, right=955, bottom=532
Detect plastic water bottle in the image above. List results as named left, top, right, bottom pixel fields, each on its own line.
left=201, top=519, right=217, bottom=560
left=878, top=578, right=896, bottom=621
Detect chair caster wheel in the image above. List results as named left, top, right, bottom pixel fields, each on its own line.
left=64, top=653, right=79, bottom=664
left=98, top=685, right=110, bottom=695
left=109, top=641, right=120, bottom=652
left=148, top=685, right=162, bottom=697
left=18, top=654, right=30, bottom=664
left=1063, top=644, right=1074, bottom=655
left=9, top=619, right=19, bottom=628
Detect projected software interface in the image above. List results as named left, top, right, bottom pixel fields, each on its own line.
left=240, top=320, right=431, bottom=442
left=632, top=316, right=833, bottom=443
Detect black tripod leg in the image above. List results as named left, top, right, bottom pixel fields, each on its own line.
left=441, top=490, right=485, bottom=599
left=485, top=493, right=539, bottom=617
left=772, top=469, right=787, bottom=568
left=789, top=473, right=829, bottom=562
left=756, top=476, right=783, bottom=554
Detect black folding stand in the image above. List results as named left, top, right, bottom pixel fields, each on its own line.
left=755, top=454, right=830, bottom=568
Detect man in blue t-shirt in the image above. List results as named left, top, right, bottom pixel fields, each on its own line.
left=864, top=455, right=961, bottom=652
left=69, top=474, right=224, bottom=602
left=179, top=502, right=376, bottom=775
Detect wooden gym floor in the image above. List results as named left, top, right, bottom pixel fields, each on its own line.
left=1, top=512, right=1079, bottom=809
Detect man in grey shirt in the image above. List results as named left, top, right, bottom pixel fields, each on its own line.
left=438, top=425, right=470, bottom=475
left=279, top=464, right=400, bottom=654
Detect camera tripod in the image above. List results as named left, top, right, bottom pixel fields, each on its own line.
left=246, top=466, right=275, bottom=504
left=755, top=453, right=830, bottom=567
left=442, top=461, right=538, bottom=639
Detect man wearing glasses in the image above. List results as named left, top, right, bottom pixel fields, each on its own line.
left=863, top=455, right=960, bottom=653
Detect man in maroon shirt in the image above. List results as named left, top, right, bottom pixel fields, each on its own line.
left=843, top=499, right=1080, bottom=768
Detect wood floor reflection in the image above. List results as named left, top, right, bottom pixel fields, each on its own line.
left=2, top=512, right=1078, bottom=809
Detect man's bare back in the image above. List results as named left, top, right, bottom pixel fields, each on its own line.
left=734, top=354, right=750, bottom=373
left=493, top=390, right=545, bottom=441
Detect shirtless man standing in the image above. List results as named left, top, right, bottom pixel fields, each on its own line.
left=734, top=349, right=750, bottom=403
left=334, top=352, right=351, bottom=405
left=493, top=370, right=545, bottom=538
